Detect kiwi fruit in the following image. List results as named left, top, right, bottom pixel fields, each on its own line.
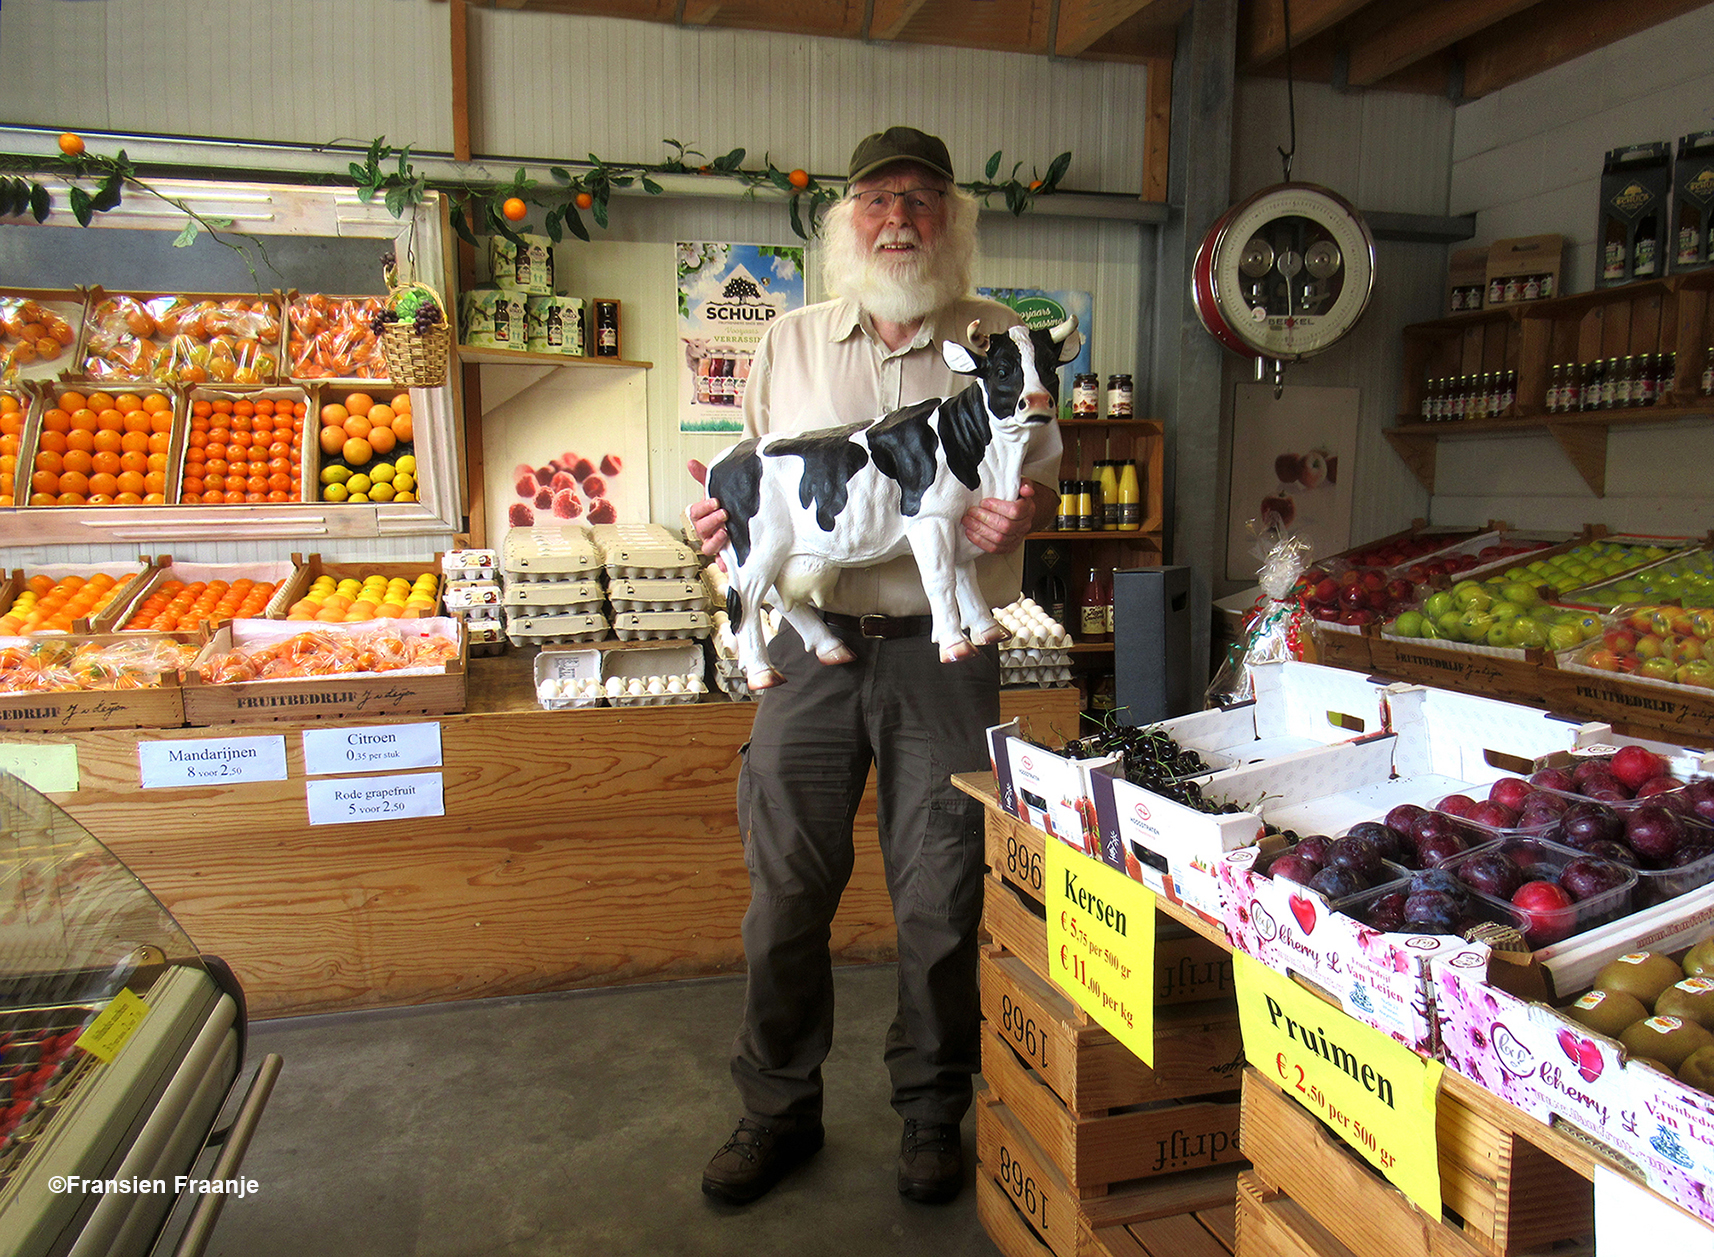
left=1655, top=978, right=1714, bottom=1030
left=1683, top=936, right=1714, bottom=979
left=1679, top=1044, right=1714, bottom=1096
left=1566, top=988, right=1650, bottom=1037
left=1620, top=1015, right=1714, bottom=1072
left=1595, top=952, right=1685, bottom=1006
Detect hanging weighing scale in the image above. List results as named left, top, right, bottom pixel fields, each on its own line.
left=1192, top=181, right=1376, bottom=389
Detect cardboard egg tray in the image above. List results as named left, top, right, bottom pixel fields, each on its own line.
left=713, top=670, right=753, bottom=702
left=1000, top=647, right=1071, bottom=668
left=505, top=611, right=609, bottom=646
left=502, top=525, right=602, bottom=580
left=502, top=577, right=604, bottom=613
left=612, top=610, right=710, bottom=641
left=1001, top=666, right=1073, bottom=686
left=533, top=640, right=706, bottom=708
left=442, top=549, right=499, bottom=580
left=443, top=581, right=501, bottom=610
left=607, top=578, right=708, bottom=613
left=591, top=523, right=699, bottom=580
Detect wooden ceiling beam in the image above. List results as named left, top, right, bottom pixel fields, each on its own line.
left=1346, top=0, right=1542, bottom=88
left=868, top=0, right=932, bottom=41
left=1460, top=0, right=1713, bottom=100
left=889, top=0, right=1054, bottom=56
left=1052, top=0, right=1169, bottom=58
left=1237, top=0, right=1369, bottom=73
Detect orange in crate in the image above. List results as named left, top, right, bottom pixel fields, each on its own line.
left=122, top=578, right=277, bottom=631
left=182, top=392, right=307, bottom=505
left=0, top=572, right=136, bottom=634
left=25, top=389, right=172, bottom=506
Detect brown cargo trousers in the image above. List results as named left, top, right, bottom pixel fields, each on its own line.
left=730, top=620, right=1001, bottom=1128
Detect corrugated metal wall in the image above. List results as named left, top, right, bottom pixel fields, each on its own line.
left=1440, top=6, right=1714, bottom=538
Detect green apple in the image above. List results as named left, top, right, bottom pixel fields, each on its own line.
left=1454, top=586, right=1494, bottom=613
left=1501, top=582, right=1541, bottom=606
left=1489, top=600, right=1524, bottom=621
left=1419, top=619, right=1444, bottom=640
left=1459, top=610, right=1497, bottom=642
left=1676, top=660, right=1714, bottom=689
left=1640, top=656, right=1678, bottom=681
left=1486, top=622, right=1515, bottom=648
left=1547, top=623, right=1584, bottom=651
left=1422, top=591, right=1455, bottom=619
left=1391, top=611, right=1425, bottom=638
left=1508, top=619, right=1548, bottom=649
left=1438, top=610, right=1467, bottom=638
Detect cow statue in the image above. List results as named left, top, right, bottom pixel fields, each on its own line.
left=706, top=316, right=1081, bottom=690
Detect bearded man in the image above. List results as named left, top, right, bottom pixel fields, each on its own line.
left=688, top=127, right=1061, bottom=1207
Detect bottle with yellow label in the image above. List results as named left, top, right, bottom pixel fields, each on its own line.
left=1116, top=460, right=1141, bottom=529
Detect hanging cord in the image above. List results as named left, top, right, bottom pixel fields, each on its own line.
left=1278, top=0, right=1296, bottom=183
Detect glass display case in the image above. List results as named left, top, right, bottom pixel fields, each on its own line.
left=0, top=770, right=278, bottom=1257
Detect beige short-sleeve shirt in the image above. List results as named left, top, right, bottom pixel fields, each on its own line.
left=741, top=296, right=1063, bottom=617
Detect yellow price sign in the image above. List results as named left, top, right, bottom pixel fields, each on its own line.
left=1045, top=838, right=1155, bottom=1065
left=1233, top=952, right=1443, bottom=1215
left=76, top=987, right=151, bottom=1064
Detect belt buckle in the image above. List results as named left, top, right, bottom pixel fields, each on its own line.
left=859, top=614, right=889, bottom=638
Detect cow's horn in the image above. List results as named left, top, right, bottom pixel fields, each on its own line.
left=1049, top=315, right=1079, bottom=343
left=966, top=320, right=990, bottom=352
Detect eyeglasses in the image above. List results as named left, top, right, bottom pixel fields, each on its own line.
left=849, top=187, right=945, bottom=217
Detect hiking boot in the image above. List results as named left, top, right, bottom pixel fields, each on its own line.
left=898, top=1119, right=963, bottom=1204
left=701, top=1116, right=825, bottom=1204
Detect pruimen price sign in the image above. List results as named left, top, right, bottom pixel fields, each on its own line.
left=1233, top=952, right=1443, bottom=1215
left=1044, top=838, right=1155, bottom=1065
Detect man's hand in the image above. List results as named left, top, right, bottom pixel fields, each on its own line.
left=962, top=481, right=1047, bottom=556
left=685, top=458, right=729, bottom=560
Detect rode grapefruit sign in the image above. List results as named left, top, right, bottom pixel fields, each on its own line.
left=1045, top=839, right=1155, bottom=1065
left=1234, top=952, right=1443, bottom=1215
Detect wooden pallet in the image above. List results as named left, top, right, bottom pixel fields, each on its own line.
left=981, top=869, right=1231, bottom=1006
left=982, top=1022, right=1242, bottom=1192
left=981, top=946, right=1245, bottom=1114
left=978, top=1092, right=1242, bottom=1257
left=1241, top=1067, right=1592, bottom=1257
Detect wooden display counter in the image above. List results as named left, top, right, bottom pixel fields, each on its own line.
left=0, top=654, right=1078, bottom=1019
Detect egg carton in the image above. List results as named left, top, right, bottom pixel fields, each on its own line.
left=442, top=549, right=499, bottom=580
left=502, top=525, right=602, bottom=579
left=1000, top=648, right=1071, bottom=668
left=467, top=620, right=507, bottom=657
left=611, top=610, right=711, bottom=641
left=1002, top=666, right=1074, bottom=685
left=592, top=523, right=700, bottom=580
left=503, top=577, right=604, bottom=612
left=608, top=689, right=703, bottom=707
left=449, top=604, right=502, bottom=623
left=539, top=690, right=604, bottom=710
left=505, top=611, right=610, bottom=646
left=993, top=595, right=1073, bottom=650
left=444, top=581, right=502, bottom=609
left=714, top=669, right=754, bottom=702
left=607, top=578, right=708, bottom=613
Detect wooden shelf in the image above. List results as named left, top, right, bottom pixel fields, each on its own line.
left=1057, top=417, right=1163, bottom=429
left=456, top=343, right=653, bottom=370
left=1027, top=523, right=1163, bottom=541
left=1065, top=641, right=1114, bottom=654
left=1385, top=402, right=1712, bottom=496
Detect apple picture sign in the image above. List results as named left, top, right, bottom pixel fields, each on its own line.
left=1225, top=382, right=1359, bottom=581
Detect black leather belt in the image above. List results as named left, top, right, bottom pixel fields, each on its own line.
left=824, top=612, right=935, bottom=639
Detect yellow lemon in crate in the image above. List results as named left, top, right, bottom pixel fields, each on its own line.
left=323, top=483, right=349, bottom=502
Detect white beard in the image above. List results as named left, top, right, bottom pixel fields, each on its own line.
left=820, top=200, right=975, bottom=325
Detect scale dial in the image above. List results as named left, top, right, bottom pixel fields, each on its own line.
left=1192, top=182, right=1376, bottom=361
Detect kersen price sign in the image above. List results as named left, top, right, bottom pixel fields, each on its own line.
left=1233, top=952, right=1443, bottom=1215
left=1045, top=839, right=1154, bottom=1065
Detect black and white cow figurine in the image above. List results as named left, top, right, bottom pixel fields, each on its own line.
left=706, top=316, right=1081, bottom=690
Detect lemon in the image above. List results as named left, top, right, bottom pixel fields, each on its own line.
left=370, top=463, right=395, bottom=484
left=395, top=491, right=416, bottom=502
left=347, top=491, right=370, bottom=503
left=320, top=465, right=351, bottom=486
left=369, top=482, right=395, bottom=502
left=322, top=483, right=349, bottom=502
left=346, top=474, right=372, bottom=495
left=393, top=472, right=415, bottom=493
left=396, top=454, right=416, bottom=476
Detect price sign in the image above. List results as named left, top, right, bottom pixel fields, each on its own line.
left=1045, top=838, right=1155, bottom=1065
left=0, top=743, right=78, bottom=793
left=138, top=736, right=288, bottom=788
left=1234, top=951, right=1443, bottom=1214
left=305, top=770, right=445, bottom=826
left=77, top=988, right=150, bottom=1064
left=301, top=722, right=442, bottom=776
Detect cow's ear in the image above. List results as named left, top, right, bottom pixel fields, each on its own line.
left=1056, top=331, right=1083, bottom=364
left=942, top=339, right=980, bottom=375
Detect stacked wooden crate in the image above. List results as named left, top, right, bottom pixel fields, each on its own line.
left=976, top=798, right=1248, bottom=1257
left=1236, top=1069, right=1596, bottom=1257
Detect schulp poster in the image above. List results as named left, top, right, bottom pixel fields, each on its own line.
left=677, top=242, right=805, bottom=434
left=977, top=288, right=1093, bottom=422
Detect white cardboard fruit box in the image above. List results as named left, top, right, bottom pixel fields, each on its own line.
left=1434, top=959, right=1714, bottom=1228
left=985, top=719, right=1117, bottom=855
left=1154, top=660, right=1390, bottom=766
left=1211, top=688, right=1606, bottom=1050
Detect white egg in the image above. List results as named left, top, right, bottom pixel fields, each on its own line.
left=605, top=677, right=625, bottom=697
left=691, top=676, right=707, bottom=693
left=666, top=676, right=684, bottom=693
left=626, top=677, right=644, bottom=695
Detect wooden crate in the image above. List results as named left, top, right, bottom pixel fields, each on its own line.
left=0, top=631, right=197, bottom=732
left=1535, top=656, right=1714, bottom=744
left=182, top=619, right=466, bottom=725
left=1366, top=635, right=1548, bottom=706
left=979, top=1164, right=1059, bottom=1257
left=986, top=799, right=1049, bottom=901
left=981, top=1023, right=1242, bottom=1191
left=981, top=947, right=1244, bottom=1114
left=1310, top=625, right=1373, bottom=673
left=978, top=1094, right=1242, bottom=1257
left=1087, top=1192, right=1237, bottom=1257
left=1234, top=1171, right=1359, bottom=1257
left=266, top=552, right=446, bottom=619
left=1241, top=1069, right=1592, bottom=1257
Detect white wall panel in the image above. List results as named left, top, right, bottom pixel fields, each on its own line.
left=468, top=10, right=1148, bottom=192
left=1438, top=7, right=1714, bottom=539
left=0, top=0, right=453, bottom=150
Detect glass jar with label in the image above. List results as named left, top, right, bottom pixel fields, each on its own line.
left=1072, top=374, right=1100, bottom=418
left=1105, top=374, right=1133, bottom=418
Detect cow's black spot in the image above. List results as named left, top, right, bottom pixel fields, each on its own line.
left=707, top=440, right=762, bottom=566
left=934, top=390, right=992, bottom=492
left=727, top=585, right=743, bottom=633
left=764, top=427, right=871, bottom=532
left=866, top=398, right=942, bottom=515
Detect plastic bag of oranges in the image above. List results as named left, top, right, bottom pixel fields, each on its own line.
left=82, top=293, right=282, bottom=384
left=0, top=295, right=78, bottom=381
left=288, top=295, right=389, bottom=379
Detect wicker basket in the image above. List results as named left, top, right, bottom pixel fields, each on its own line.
left=379, top=283, right=451, bottom=388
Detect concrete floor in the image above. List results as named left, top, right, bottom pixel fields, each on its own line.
left=205, top=963, right=1002, bottom=1257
